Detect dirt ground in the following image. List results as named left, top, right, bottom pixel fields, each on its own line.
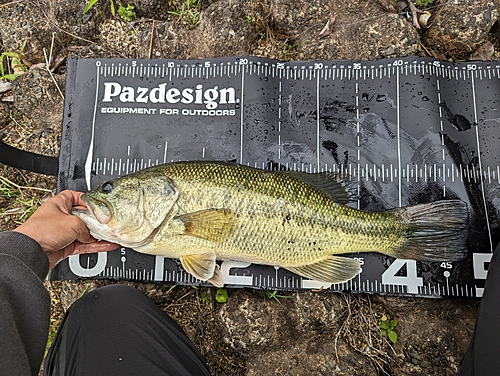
left=1, top=0, right=499, bottom=374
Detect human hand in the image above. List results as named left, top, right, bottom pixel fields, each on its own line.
left=14, top=190, right=118, bottom=269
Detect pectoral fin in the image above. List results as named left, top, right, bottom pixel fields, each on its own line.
left=177, top=208, right=236, bottom=242
left=286, top=256, right=361, bottom=284
left=180, top=251, right=217, bottom=282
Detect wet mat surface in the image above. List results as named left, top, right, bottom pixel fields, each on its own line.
left=51, top=57, right=500, bottom=298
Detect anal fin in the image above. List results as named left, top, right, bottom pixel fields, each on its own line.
left=180, top=251, right=217, bottom=282
left=208, top=264, right=224, bottom=287
left=286, top=256, right=361, bottom=284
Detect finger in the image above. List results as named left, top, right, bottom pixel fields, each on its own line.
left=57, top=190, right=85, bottom=211
left=48, top=241, right=119, bottom=269
left=35, top=191, right=75, bottom=217
left=68, top=190, right=87, bottom=207
left=75, top=225, right=97, bottom=244
left=73, top=241, right=119, bottom=254
left=62, top=214, right=95, bottom=243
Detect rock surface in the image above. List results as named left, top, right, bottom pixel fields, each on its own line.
left=1, top=0, right=497, bottom=375
left=423, top=0, right=499, bottom=60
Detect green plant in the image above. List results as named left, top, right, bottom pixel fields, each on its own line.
left=200, top=288, right=228, bottom=304
left=0, top=41, right=29, bottom=81
left=44, top=318, right=58, bottom=358
left=168, top=0, right=202, bottom=28
left=215, top=288, right=228, bottom=303
left=0, top=176, right=49, bottom=224
left=264, top=290, right=291, bottom=306
left=118, top=4, right=136, bottom=21
left=167, top=284, right=177, bottom=293
left=414, top=0, right=434, bottom=7
left=14, top=196, right=40, bottom=222
left=0, top=178, right=19, bottom=199
left=84, top=0, right=116, bottom=16
left=201, top=289, right=211, bottom=304
left=246, top=15, right=256, bottom=24
left=78, top=284, right=92, bottom=299
left=282, top=40, right=298, bottom=61
left=380, top=316, right=398, bottom=344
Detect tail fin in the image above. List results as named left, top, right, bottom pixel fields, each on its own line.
left=389, top=200, right=468, bottom=262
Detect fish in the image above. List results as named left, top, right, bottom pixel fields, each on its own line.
left=72, top=160, right=468, bottom=287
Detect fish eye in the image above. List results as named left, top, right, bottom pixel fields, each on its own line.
left=101, top=181, right=113, bottom=193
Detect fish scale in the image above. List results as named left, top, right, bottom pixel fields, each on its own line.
left=150, top=162, right=405, bottom=263
left=74, top=161, right=467, bottom=286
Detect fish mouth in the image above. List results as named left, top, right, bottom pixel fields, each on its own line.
left=80, top=193, right=113, bottom=224
left=71, top=203, right=89, bottom=214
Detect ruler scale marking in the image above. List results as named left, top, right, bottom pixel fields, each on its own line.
left=56, top=57, right=500, bottom=298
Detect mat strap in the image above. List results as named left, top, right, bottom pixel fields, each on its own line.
left=0, top=136, right=58, bottom=176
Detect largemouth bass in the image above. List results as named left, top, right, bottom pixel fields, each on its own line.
left=72, top=161, right=468, bottom=287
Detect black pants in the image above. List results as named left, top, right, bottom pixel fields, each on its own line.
left=459, top=242, right=500, bottom=376
left=43, top=248, right=499, bottom=375
left=43, top=284, right=210, bottom=376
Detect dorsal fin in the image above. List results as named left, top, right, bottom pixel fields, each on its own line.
left=278, top=171, right=352, bottom=204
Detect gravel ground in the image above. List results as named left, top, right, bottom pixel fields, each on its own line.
left=2, top=0, right=499, bottom=374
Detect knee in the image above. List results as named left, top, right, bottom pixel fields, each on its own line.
left=91, top=283, right=139, bottom=297
left=71, top=284, right=146, bottom=311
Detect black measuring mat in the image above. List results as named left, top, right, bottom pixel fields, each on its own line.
left=50, top=57, right=500, bottom=298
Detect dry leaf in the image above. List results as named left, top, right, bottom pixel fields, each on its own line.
left=29, top=62, right=47, bottom=70
left=1, top=208, right=23, bottom=215
left=404, top=0, right=421, bottom=30
left=429, top=49, right=448, bottom=61
left=470, top=41, right=495, bottom=61
left=29, top=57, right=64, bottom=72
left=318, top=16, right=336, bottom=39
left=0, top=81, right=12, bottom=94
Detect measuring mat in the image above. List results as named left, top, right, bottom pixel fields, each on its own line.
left=50, top=57, right=500, bottom=298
